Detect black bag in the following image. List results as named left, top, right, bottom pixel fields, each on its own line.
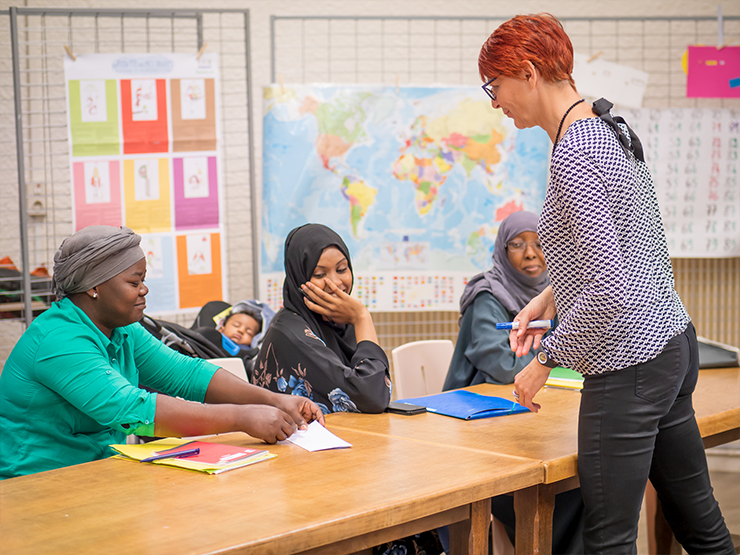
left=139, top=314, right=230, bottom=359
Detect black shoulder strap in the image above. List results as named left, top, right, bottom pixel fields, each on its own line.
left=591, top=98, right=645, bottom=163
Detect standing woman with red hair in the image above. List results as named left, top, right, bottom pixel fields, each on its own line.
left=479, top=14, right=734, bottom=553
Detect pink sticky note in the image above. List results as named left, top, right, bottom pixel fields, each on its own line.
left=687, top=45, right=740, bottom=98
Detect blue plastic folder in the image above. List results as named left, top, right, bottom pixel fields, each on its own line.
left=397, top=390, right=530, bottom=420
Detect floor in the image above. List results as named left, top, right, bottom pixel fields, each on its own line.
left=636, top=469, right=740, bottom=554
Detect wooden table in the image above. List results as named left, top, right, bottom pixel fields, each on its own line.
left=693, top=368, right=740, bottom=447
left=330, top=383, right=580, bottom=555
left=330, top=367, right=740, bottom=555
left=0, top=426, right=542, bottom=555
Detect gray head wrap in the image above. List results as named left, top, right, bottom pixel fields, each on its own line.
left=52, top=226, right=145, bottom=299
left=458, top=211, right=549, bottom=316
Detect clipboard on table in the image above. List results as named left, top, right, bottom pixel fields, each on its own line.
left=397, top=390, right=529, bottom=420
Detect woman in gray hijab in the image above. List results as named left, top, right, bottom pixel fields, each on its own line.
left=443, top=210, right=549, bottom=389
left=439, top=212, right=584, bottom=555
left=0, top=225, right=323, bottom=479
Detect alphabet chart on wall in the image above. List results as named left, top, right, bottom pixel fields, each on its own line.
left=64, top=53, right=225, bottom=313
left=622, top=107, right=739, bottom=258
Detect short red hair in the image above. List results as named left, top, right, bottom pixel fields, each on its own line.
left=478, top=13, right=575, bottom=88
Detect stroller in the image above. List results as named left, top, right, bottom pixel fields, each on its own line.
left=140, top=300, right=275, bottom=382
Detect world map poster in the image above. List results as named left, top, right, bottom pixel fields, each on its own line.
left=261, top=85, right=550, bottom=312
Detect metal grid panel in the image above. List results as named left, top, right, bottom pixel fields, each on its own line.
left=271, top=15, right=740, bottom=356
left=0, top=8, right=256, bottom=366
left=272, top=15, right=740, bottom=108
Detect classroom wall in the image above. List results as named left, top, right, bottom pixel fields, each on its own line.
left=1, top=0, right=739, bottom=368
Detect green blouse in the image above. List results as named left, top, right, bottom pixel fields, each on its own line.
left=0, top=298, right=218, bottom=479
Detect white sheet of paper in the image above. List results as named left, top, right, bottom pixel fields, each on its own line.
left=572, top=52, right=649, bottom=109
left=281, top=421, right=352, bottom=452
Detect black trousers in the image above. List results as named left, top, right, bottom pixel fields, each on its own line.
left=578, top=322, right=734, bottom=554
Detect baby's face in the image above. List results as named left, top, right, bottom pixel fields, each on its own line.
left=220, top=313, right=260, bottom=346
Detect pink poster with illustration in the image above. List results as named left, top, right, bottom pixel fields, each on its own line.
left=172, top=156, right=219, bottom=230
left=687, top=45, right=740, bottom=98
left=73, top=160, right=122, bottom=230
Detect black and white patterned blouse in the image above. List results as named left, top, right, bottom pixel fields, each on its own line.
left=539, top=116, right=690, bottom=375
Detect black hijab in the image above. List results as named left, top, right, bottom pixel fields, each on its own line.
left=282, top=223, right=357, bottom=363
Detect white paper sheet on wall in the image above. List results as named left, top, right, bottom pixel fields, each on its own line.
left=572, top=53, right=649, bottom=108
left=623, top=107, right=740, bottom=258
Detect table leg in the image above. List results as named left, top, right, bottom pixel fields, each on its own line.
left=645, top=481, right=682, bottom=555
left=449, top=498, right=491, bottom=555
left=514, top=484, right=556, bottom=555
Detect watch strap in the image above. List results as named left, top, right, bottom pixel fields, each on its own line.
left=537, top=349, right=558, bottom=369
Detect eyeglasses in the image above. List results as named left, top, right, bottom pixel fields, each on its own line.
left=506, top=240, right=543, bottom=253
left=482, top=75, right=500, bottom=101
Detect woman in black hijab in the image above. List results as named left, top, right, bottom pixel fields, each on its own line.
left=253, top=223, right=391, bottom=414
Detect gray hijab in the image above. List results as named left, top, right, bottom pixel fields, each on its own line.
left=52, top=226, right=145, bottom=299
left=458, top=211, right=549, bottom=316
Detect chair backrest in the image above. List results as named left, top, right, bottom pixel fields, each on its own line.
left=391, top=340, right=454, bottom=400
left=207, top=358, right=249, bottom=382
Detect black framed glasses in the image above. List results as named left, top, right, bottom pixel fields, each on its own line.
left=506, top=240, right=543, bottom=253
left=481, top=75, right=499, bottom=101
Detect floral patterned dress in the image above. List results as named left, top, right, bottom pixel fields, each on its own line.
left=253, top=309, right=391, bottom=414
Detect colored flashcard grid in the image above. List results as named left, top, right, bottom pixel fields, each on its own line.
left=67, top=61, right=224, bottom=312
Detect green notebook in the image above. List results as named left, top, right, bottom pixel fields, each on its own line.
left=545, top=366, right=583, bottom=390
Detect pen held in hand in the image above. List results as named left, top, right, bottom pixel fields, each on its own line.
left=496, top=319, right=553, bottom=330
left=140, top=447, right=200, bottom=463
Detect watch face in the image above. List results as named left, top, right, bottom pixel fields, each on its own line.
left=537, top=351, right=547, bottom=365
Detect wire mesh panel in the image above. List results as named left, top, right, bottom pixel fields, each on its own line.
left=272, top=15, right=740, bottom=107
left=0, top=8, right=255, bottom=367
left=270, top=15, right=740, bottom=362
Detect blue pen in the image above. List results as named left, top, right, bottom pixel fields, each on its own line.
left=495, top=319, right=553, bottom=330
left=141, top=447, right=200, bottom=463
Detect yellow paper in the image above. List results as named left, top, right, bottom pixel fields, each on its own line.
left=111, top=438, right=276, bottom=475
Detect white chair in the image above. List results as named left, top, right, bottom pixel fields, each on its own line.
left=206, top=358, right=249, bottom=382
left=391, top=340, right=515, bottom=555
left=390, top=340, right=453, bottom=400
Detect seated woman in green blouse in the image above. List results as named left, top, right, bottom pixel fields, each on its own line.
left=0, top=225, right=324, bottom=480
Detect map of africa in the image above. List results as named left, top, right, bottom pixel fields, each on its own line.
left=262, top=85, right=550, bottom=297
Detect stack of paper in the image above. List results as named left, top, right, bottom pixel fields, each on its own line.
left=111, top=438, right=276, bottom=474
left=545, top=367, right=584, bottom=390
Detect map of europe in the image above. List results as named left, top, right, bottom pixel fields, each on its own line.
left=262, top=85, right=550, bottom=274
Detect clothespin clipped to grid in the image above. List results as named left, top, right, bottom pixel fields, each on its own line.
left=587, top=51, right=603, bottom=63
left=196, top=43, right=208, bottom=60
left=278, top=74, right=285, bottom=96
left=64, top=45, right=76, bottom=61
left=395, top=74, right=399, bottom=95
left=717, top=4, right=724, bottom=50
